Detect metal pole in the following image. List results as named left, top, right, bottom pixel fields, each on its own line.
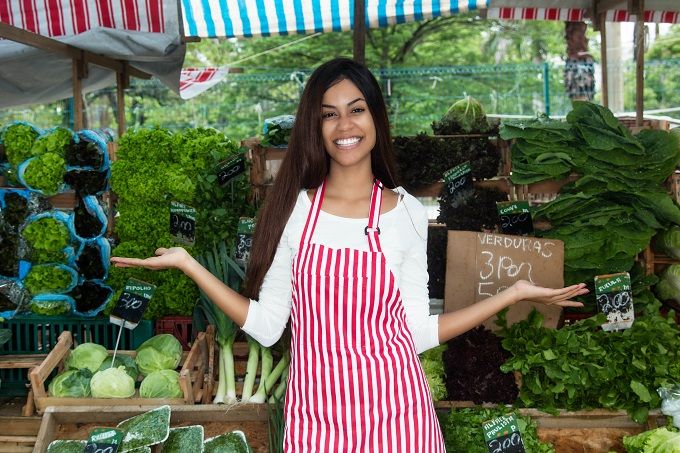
left=353, top=0, right=366, bottom=65
left=635, top=0, right=645, bottom=126
left=599, top=14, right=609, bottom=108
left=543, top=62, right=550, bottom=116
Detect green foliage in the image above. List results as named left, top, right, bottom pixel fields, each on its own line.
left=23, top=217, right=70, bottom=252
left=66, top=342, right=108, bottom=373
left=46, top=440, right=87, bottom=452
left=117, top=405, right=171, bottom=451
left=24, top=264, right=74, bottom=295
left=91, top=366, right=136, bottom=398
left=499, top=309, right=680, bottom=423
left=135, top=334, right=182, bottom=376
left=22, top=152, right=66, bottom=195
left=624, top=426, right=680, bottom=453
left=434, top=96, right=491, bottom=134
left=31, top=127, right=73, bottom=157
left=204, top=431, right=251, bottom=453
left=438, top=406, right=554, bottom=453
left=2, top=123, right=39, bottom=167
left=48, top=368, right=92, bottom=398
left=419, top=344, right=447, bottom=401
left=139, top=369, right=182, bottom=398
left=162, top=426, right=204, bottom=452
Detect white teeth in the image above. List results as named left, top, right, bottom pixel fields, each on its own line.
left=335, top=137, right=361, bottom=146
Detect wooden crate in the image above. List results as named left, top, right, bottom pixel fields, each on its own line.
left=434, top=403, right=667, bottom=453
left=29, top=328, right=213, bottom=414
left=33, top=404, right=270, bottom=453
left=0, top=415, right=42, bottom=453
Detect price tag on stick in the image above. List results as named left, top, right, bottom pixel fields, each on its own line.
left=110, top=278, right=156, bottom=329
left=497, top=201, right=534, bottom=236
left=595, top=272, right=634, bottom=332
left=170, top=201, right=197, bottom=245
left=215, top=155, right=246, bottom=186
left=236, top=217, right=256, bottom=267
left=482, top=413, right=526, bottom=453
left=443, top=161, right=474, bottom=208
left=84, top=427, right=124, bottom=453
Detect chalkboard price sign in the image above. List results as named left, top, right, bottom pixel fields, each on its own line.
left=595, top=272, right=634, bottom=332
left=215, top=155, right=246, bottom=186
left=110, top=278, right=156, bottom=329
left=236, top=217, right=256, bottom=267
left=84, top=427, right=124, bottom=453
left=443, top=161, right=474, bottom=208
left=482, top=413, right=526, bottom=453
left=497, top=201, right=534, bottom=236
left=170, top=201, right=197, bottom=245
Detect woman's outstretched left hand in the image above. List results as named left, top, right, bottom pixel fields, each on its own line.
left=511, top=280, right=588, bottom=307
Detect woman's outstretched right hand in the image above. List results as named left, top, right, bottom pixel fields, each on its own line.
left=110, top=247, right=192, bottom=271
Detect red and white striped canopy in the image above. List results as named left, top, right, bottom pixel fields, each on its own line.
left=487, top=7, right=680, bottom=23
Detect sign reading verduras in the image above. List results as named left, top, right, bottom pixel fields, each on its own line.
left=445, top=231, right=564, bottom=330
left=594, top=272, right=634, bottom=332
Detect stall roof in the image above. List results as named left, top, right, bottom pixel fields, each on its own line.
left=0, top=0, right=184, bottom=108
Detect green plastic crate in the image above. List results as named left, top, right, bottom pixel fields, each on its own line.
left=0, top=314, right=154, bottom=395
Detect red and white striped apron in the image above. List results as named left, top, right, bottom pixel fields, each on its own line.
left=284, top=179, right=445, bottom=452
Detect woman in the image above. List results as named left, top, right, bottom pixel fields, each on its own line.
left=112, top=58, right=587, bottom=452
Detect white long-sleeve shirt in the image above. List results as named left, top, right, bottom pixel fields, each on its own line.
left=242, top=187, right=440, bottom=353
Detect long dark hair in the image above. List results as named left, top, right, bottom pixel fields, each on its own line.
left=243, top=57, right=399, bottom=298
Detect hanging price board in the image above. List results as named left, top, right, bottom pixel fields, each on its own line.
left=110, top=278, right=156, bottom=329
left=215, top=155, right=246, bottom=186
left=235, top=217, right=256, bottom=267
left=497, top=201, right=534, bottom=236
left=595, top=272, right=634, bottom=332
left=170, top=201, right=197, bottom=245
left=443, top=161, right=474, bottom=208
left=84, top=427, right=124, bottom=453
left=482, top=413, right=526, bottom=453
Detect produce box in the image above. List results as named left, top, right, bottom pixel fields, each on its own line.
left=33, top=404, right=269, bottom=453
left=28, top=328, right=213, bottom=414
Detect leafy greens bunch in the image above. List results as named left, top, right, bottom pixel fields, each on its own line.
left=498, top=308, right=680, bottom=423
left=1, top=123, right=40, bottom=167
left=24, top=264, right=74, bottom=295
left=22, top=217, right=70, bottom=254
left=438, top=406, right=554, bottom=453
left=502, top=102, right=680, bottom=304
left=22, top=152, right=66, bottom=195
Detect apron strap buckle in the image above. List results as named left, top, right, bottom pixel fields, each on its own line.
left=364, top=226, right=381, bottom=235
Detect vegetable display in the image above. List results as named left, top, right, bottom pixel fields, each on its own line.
left=438, top=187, right=508, bottom=231
left=66, top=342, right=108, bottom=373
left=65, top=139, right=103, bottom=168
left=139, top=369, right=183, bottom=398
left=99, top=354, right=139, bottom=381
left=656, top=226, right=680, bottom=260
left=2, top=123, right=40, bottom=167
left=438, top=407, right=554, bottom=453
left=90, top=366, right=136, bottom=398
left=2, top=192, right=29, bottom=227
left=70, top=281, right=112, bottom=313
left=23, top=264, right=75, bottom=295
left=135, top=334, right=183, bottom=376
left=31, top=127, right=73, bottom=158
left=22, top=217, right=70, bottom=254
left=0, top=227, right=20, bottom=277
left=499, top=308, right=680, bottom=423
left=432, top=96, right=492, bottom=135
left=624, top=426, right=680, bottom=452
left=48, top=369, right=92, bottom=398
left=22, top=152, right=66, bottom=195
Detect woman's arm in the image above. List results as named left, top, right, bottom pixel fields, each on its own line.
left=437, top=280, right=588, bottom=343
left=111, top=247, right=250, bottom=326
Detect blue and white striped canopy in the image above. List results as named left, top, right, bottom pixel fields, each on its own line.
left=181, top=0, right=488, bottom=38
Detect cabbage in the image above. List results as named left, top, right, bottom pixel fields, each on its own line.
left=441, top=96, right=490, bottom=133
left=66, top=342, right=107, bottom=373
left=48, top=369, right=92, bottom=397
left=99, top=354, right=139, bottom=381
left=135, top=334, right=182, bottom=376
left=623, top=427, right=680, bottom=452
left=90, top=366, right=135, bottom=398
left=139, top=369, right=183, bottom=398
left=655, top=264, right=680, bottom=304
left=658, top=226, right=680, bottom=260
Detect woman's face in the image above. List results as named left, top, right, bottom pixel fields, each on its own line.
left=321, top=79, right=377, bottom=171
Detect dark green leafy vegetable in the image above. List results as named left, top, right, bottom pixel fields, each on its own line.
left=427, top=225, right=447, bottom=299
left=64, top=169, right=108, bottom=195
left=499, top=308, right=680, bottom=423
left=48, top=368, right=92, bottom=397
left=2, top=192, right=29, bottom=226
left=204, top=431, right=251, bottom=453
left=162, top=426, right=204, bottom=452
left=70, top=281, right=112, bottom=313
left=46, top=440, right=87, bottom=453
left=117, top=405, right=171, bottom=452
left=438, top=406, right=554, bottom=453
left=75, top=244, right=106, bottom=279
left=0, top=226, right=20, bottom=276
left=65, top=140, right=103, bottom=168
left=438, top=187, right=507, bottom=231
left=22, top=153, right=66, bottom=195
left=74, top=201, right=103, bottom=238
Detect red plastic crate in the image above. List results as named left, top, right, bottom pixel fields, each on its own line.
left=155, top=316, right=194, bottom=351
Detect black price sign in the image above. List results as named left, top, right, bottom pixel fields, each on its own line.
left=170, top=201, right=197, bottom=245
left=595, top=272, right=634, bottom=332
left=110, top=278, right=156, bottom=329
left=497, top=201, right=534, bottom=236
left=215, top=155, right=246, bottom=186
left=236, top=217, right=256, bottom=267
left=483, top=414, right=526, bottom=453
left=443, top=161, right=474, bottom=208
left=84, top=428, right=123, bottom=453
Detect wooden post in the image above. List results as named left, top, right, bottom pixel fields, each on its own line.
left=116, top=64, right=129, bottom=139
left=72, top=58, right=84, bottom=130
left=634, top=0, right=645, bottom=126
left=353, top=0, right=366, bottom=65
left=599, top=14, right=609, bottom=108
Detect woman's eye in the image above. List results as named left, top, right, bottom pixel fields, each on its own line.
left=322, top=111, right=335, bottom=119
left=352, top=107, right=365, bottom=113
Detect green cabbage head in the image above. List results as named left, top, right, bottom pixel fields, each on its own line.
left=135, top=334, right=182, bottom=376
left=66, top=342, right=107, bottom=373
left=48, top=369, right=92, bottom=397
left=99, top=354, right=139, bottom=381
left=443, top=96, right=490, bottom=133
left=659, top=226, right=680, bottom=260
left=139, top=369, right=183, bottom=398
left=90, top=366, right=135, bottom=398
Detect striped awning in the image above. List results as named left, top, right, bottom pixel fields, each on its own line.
left=487, top=7, right=680, bottom=23
left=181, top=0, right=489, bottom=38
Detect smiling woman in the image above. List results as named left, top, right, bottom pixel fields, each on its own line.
left=111, top=58, right=587, bottom=453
